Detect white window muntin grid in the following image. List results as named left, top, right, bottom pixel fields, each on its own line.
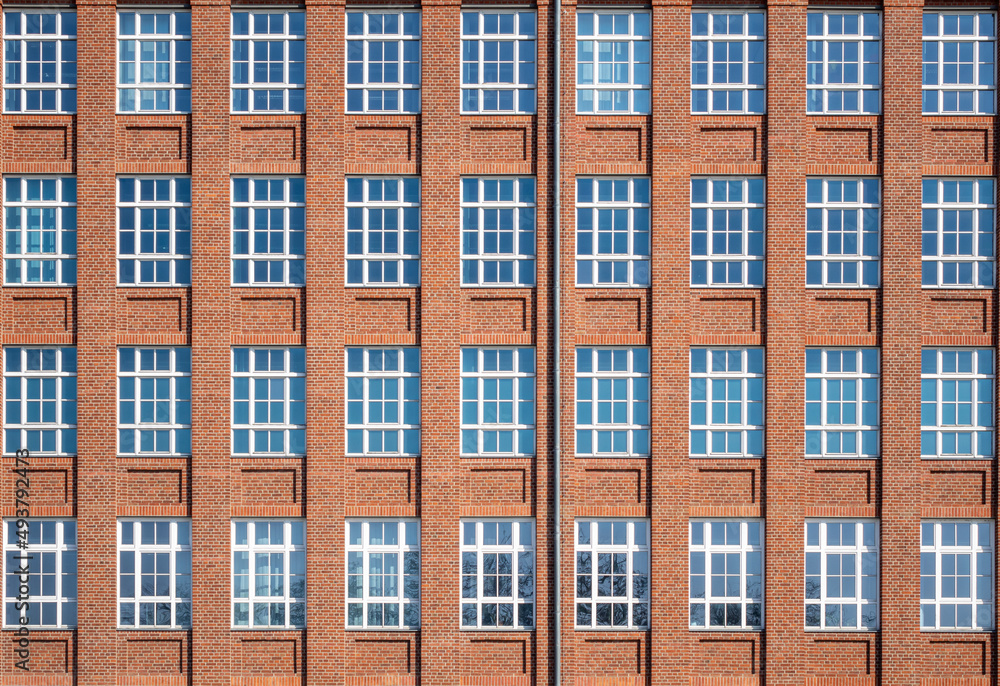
left=690, top=348, right=765, bottom=459
left=460, top=519, right=535, bottom=630
left=922, top=178, right=996, bottom=289
left=3, top=346, right=76, bottom=456
left=117, top=10, right=191, bottom=113
left=461, top=177, right=536, bottom=288
left=117, top=347, right=191, bottom=457
left=806, top=178, right=881, bottom=288
left=805, top=348, right=880, bottom=458
left=3, top=175, right=77, bottom=286
left=690, top=10, right=766, bottom=115
left=576, top=177, right=651, bottom=288
left=574, top=519, right=650, bottom=630
left=230, top=10, right=306, bottom=114
left=345, top=177, right=421, bottom=287
left=921, top=520, right=994, bottom=631
left=117, top=518, right=191, bottom=629
left=117, top=176, right=192, bottom=287
left=921, top=348, right=994, bottom=459
left=345, top=347, right=421, bottom=457
left=806, top=12, right=881, bottom=115
left=575, top=347, right=651, bottom=458
left=231, top=519, right=306, bottom=629
left=231, top=176, right=306, bottom=287
left=690, top=177, right=766, bottom=288
left=3, top=519, right=77, bottom=628
left=461, top=347, right=536, bottom=458
left=804, top=519, right=879, bottom=631
left=345, top=10, right=421, bottom=114
left=3, top=9, right=77, bottom=113
left=576, top=10, right=651, bottom=114
left=461, top=10, right=536, bottom=114
left=922, top=12, right=996, bottom=115
left=231, top=347, right=306, bottom=457
left=345, top=519, right=420, bottom=630
left=689, top=519, right=764, bottom=631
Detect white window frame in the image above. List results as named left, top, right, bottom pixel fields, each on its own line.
left=116, top=10, right=191, bottom=114
left=690, top=348, right=765, bottom=459
left=689, top=519, right=763, bottom=631
left=921, top=348, right=994, bottom=459
left=806, top=178, right=881, bottom=288
left=461, top=177, right=536, bottom=287
left=460, top=519, right=535, bottom=630
left=117, top=518, right=191, bottom=629
left=921, top=520, right=994, bottom=631
left=3, top=519, right=77, bottom=628
left=230, top=9, right=305, bottom=114
left=575, top=10, right=651, bottom=114
left=574, top=519, right=649, bottom=630
left=2, top=9, right=77, bottom=113
left=575, top=347, right=650, bottom=458
left=345, top=347, right=421, bottom=457
left=117, top=346, right=191, bottom=457
left=231, top=347, right=306, bottom=458
left=461, top=10, right=536, bottom=114
left=921, top=178, right=995, bottom=289
left=805, top=519, right=879, bottom=631
left=922, top=11, right=996, bottom=115
left=232, top=519, right=306, bottom=629
left=3, top=346, right=76, bottom=456
left=690, top=177, right=765, bottom=287
left=805, top=348, right=880, bottom=459
left=231, top=177, right=306, bottom=287
left=3, top=175, right=77, bottom=286
left=345, top=10, right=421, bottom=114
left=461, top=347, right=535, bottom=458
left=690, top=10, right=766, bottom=115
left=345, top=177, right=421, bottom=287
left=576, top=177, right=651, bottom=288
left=346, top=519, right=420, bottom=630
left=806, top=11, right=881, bottom=115
left=116, top=176, right=192, bottom=287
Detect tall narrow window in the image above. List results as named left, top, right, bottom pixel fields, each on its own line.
left=346, top=177, right=420, bottom=287
left=117, top=10, right=191, bottom=113
left=921, top=521, right=993, bottom=630
left=232, top=520, right=306, bottom=628
left=4, top=176, right=77, bottom=285
left=806, top=178, right=880, bottom=288
left=690, top=348, right=764, bottom=458
left=805, top=348, right=879, bottom=458
left=118, top=347, right=191, bottom=457
left=3, top=10, right=76, bottom=112
left=691, top=177, right=765, bottom=287
left=118, top=519, right=191, bottom=628
left=232, top=177, right=305, bottom=286
left=3, top=520, right=77, bottom=628
left=231, top=348, right=306, bottom=457
left=461, top=348, right=535, bottom=457
left=117, top=177, right=191, bottom=286
left=923, top=12, right=996, bottom=115
left=231, top=10, right=305, bottom=113
left=460, top=520, right=535, bottom=629
left=805, top=520, right=879, bottom=630
left=575, top=519, right=649, bottom=629
left=346, top=520, right=420, bottom=629
left=576, top=178, right=650, bottom=287
left=921, top=349, right=993, bottom=459
left=346, top=10, right=420, bottom=113
left=4, top=347, right=76, bottom=456
left=576, top=11, right=650, bottom=113
left=922, top=178, right=995, bottom=288
left=576, top=347, right=650, bottom=457
left=806, top=12, right=881, bottom=114
left=691, top=10, right=765, bottom=114
left=690, top=519, right=763, bottom=630
left=461, top=11, right=536, bottom=113
left=461, top=178, right=535, bottom=287
left=346, top=347, right=420, bottom=457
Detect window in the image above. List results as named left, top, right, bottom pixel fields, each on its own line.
left=4, top=347, right=76, bottom=456
left=461, top=348, right=535, bottom=457
left=3, top=520, right=76, bottom=628
left=921, top=521, right=993, bottom=631
left=346, top=10, right=420, bottom=113
left=923, top=12, right=996, bottom=115
left=576, top=347, right=650, bottom=458
left=461, top=10, right=536, bottom=114
left=806, top=12, right=881, bottom=114
left=461, top=177, right=535, bottom=287
left=117, top=11, right=191, bottom=113
left=921, top=349, right=993, bottom=459
left=232, top=177, right=305, bottom=287
left=346, top=177, right=420, bottom=287
left=117, top=177, right=192, bottom=286
left=805, top=349, right=879, bottom=458
left=346, top=520, right=420, bottom=629
left=118, top=347, right=191, bottom=457
left=689, top=520, right=763, bottom=630
left=231, top=10, right=305, bottom=113
left=805, top=520, right=878, bottom=630
left=118, top=519, right=191, bottom=628
left=346, top=347, right=420, bottom=457
left=3, top=10, right=76, bottom=113
left=232, top=348, right=306, bottom=457
left=576, top=178, right=650, bottom=287
left=690, top=348, right=764, bottom=458
left=575, top=519, right=649, bottom=629
left=922, top=178, right=995, bottom=288
left=232, top=520, right=306, bottom=628
left=691, top=10, right=765, bottom=114
left=4, top=176, right=76, bottom=285
left=576, top=11, right=650, bottom=114
left=806, top=178, right=880, bottom=288
left=460, top=520, right=534, bottom=629
left=691, top=177, right=765, bottom=287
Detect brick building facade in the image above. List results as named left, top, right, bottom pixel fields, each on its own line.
left=0, top=0, right=997, bottom=684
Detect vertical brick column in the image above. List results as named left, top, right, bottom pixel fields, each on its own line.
left=189, top=0, right=232, bottom=682
left=879, top=4, right=923, bottom=684
left=763, top=1, right=808, bottom=682
left=74, top=1, right=118, bottom=682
